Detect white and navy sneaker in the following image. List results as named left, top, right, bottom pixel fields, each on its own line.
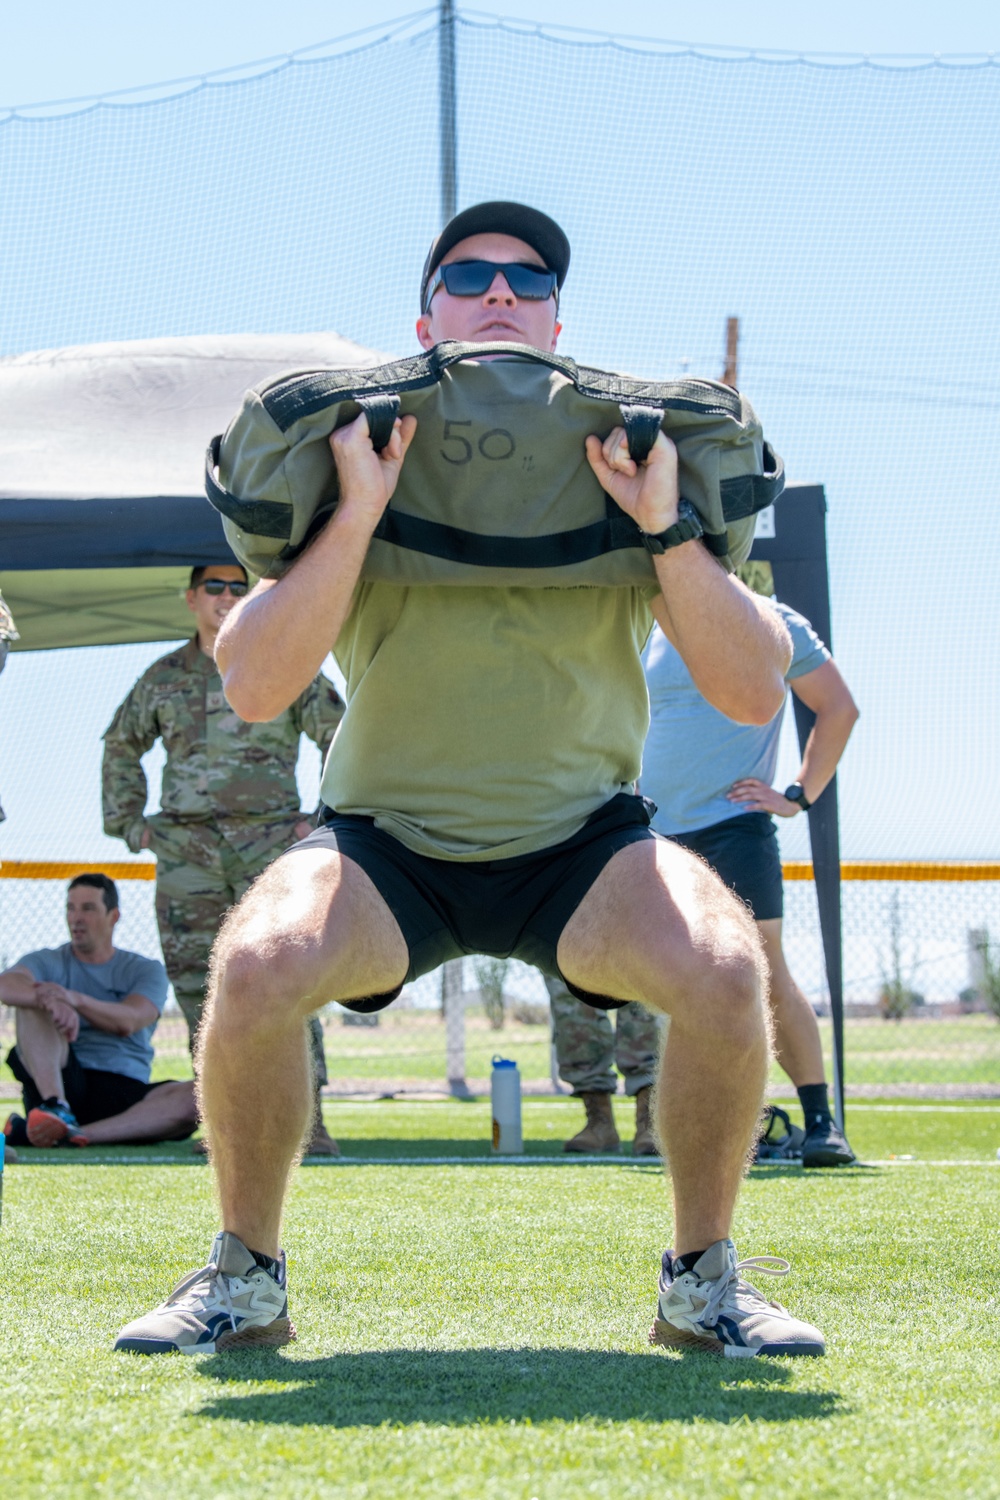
left=115, top=1232, right=295, bottom=1354
left=649, top=1239, right=825, bottom=1358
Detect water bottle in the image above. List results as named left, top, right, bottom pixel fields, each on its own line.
left=491, top=1056, right=522, bottom=1154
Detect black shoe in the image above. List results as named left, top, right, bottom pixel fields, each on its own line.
left=802, top=1116, right=856, bottom=1168
left=3, top=1112, right=29, bottom=1148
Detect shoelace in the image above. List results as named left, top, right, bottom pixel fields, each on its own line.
left=697, top=1255, right=791, bottom=1327
left=162, top=1261, right=239, bottom=1333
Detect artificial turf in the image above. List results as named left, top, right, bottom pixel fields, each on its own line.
left=2, top=1100, right=999, bottom=1498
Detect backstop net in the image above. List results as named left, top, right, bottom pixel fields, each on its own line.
left=1, top=12, right=998, bottom=1099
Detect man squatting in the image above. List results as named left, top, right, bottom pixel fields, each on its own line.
left=116, top=201, right=827, bottom=1358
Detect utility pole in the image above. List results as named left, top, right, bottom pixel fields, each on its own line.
left=722, top=316, right=739, bottom=386
left=439, top=0, right=457, bottom=225
left=437, top=7, right=468, bottom=1097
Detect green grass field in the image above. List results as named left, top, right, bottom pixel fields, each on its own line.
left=3, top=1099, right=999, bottom=1498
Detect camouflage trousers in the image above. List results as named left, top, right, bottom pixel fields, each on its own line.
left=545, top=976, right=661, bottom=1096
left=148, top=813, right=327, bottom=1085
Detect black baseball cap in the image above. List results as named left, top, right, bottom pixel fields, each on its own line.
left=420, top=201, right=571, bottom=312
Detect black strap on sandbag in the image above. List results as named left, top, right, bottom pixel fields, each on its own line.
left=204, top=435, right=294, bottom=539
left=370, top=493, right=647, bottom=569
left=259, top=340, right=744, bottom=432
left=719, top=441, right=784, bottom=519
left=356, top=392, right=401, bottom=454
left=619, top=403, right=666, bottom=465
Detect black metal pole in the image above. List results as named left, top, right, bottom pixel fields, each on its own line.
left=755, top=487, right=847, bottom=1134
left=792, top=700, right=847, bottom=1132
left=439, top=0, right=457, bottom=224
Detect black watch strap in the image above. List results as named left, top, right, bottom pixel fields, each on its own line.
left=784, top=782, right=812, bottom=811
left=640, top=498, right=704, bottom=554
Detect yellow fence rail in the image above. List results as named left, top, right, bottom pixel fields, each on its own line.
left=3, top=860, right=998, bottom=883
left=782, top=862, right=1000, bottom=882
left=0, top=861, right=156, bottom=881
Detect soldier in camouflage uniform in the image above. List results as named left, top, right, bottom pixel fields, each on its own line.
left=546, top=976, right=661, bottom=1155
left=102, top=563, right=345, bottom=1155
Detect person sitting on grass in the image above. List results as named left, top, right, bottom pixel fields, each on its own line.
left=1, top=872, right=197, bottom=1149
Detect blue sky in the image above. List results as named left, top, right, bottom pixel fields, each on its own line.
left=1, top=0, right=997, bottom=108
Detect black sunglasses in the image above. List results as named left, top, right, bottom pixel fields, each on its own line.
left=198, top=579, right=248, bottom=597
left=423, top=259, right=558, bottom=313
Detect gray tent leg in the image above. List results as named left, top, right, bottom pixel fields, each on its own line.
left=442, top=959, right=472, bottom=1099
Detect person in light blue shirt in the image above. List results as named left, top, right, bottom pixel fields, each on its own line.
left=641, top=597, right=860, bottom=1167
left=1, top=873, right=196, bottom=1148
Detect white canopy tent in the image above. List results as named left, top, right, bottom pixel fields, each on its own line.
left=0, top=332, right=385, bottom=651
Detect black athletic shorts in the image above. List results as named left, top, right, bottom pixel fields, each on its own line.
left=6, top=1044, right=193, bottom=1137
left=288, top=791, right=661, bottom=1012
left=668, top=810, right=783, bottom=922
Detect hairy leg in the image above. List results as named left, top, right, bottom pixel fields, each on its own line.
left=756, top=918, right=826, bottom=1087
left=14, top=1007, right=69, bottom=1101
left=196, top=847, right=409, bottom=1258
left=84, top=1081, right=198, bottom=1144
left=558, top=839, right=770, bottom=1256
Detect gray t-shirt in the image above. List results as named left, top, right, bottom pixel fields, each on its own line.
left=640, top=600, right=830, bottom=836
left=16, top=943, right=168, bottom=1083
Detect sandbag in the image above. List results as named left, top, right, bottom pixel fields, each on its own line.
left=206, top=341, right=783, bottom=586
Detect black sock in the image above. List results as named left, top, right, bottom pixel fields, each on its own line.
left=248, top=1248, right=284, bottom=1284
left=797, top=1082, right=832, bottom=1128
left=41, top=1096, right=70, bottom=1112
left=673, top=1249, right=712, bottom=1277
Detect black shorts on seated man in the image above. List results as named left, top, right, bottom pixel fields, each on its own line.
left=115, top=201, right=827, bottom=1359
left=1, top=873, right=196, bottom=1149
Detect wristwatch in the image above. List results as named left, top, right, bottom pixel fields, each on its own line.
left=784, top=782, right=812, bottom=812
left=640, top=498, right=704, bottom=554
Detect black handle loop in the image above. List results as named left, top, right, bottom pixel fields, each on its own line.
left=619, top=403, right=664, bottom=465
left=357, top=392, right=401, bottom=454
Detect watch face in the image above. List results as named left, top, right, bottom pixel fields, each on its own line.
left=785, top=784, right=804, bottom=804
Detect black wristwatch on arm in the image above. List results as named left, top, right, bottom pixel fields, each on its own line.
left=784, top=782, right=812, bottom=812
left=639, top=498, right=704, bottom=554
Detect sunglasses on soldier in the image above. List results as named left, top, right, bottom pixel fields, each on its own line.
left=198, top=579, right=248, bottom=597
left=422, top=259, right=558, bottom=314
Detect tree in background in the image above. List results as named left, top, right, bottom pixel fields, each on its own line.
left=474, top=956, right=509, bottom=1030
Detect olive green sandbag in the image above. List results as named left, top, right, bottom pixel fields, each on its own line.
left=206, top=341, right=783, bottom=586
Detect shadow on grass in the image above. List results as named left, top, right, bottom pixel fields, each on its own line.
left=193, top=1346, right=846, bottom=1427
left=747, top=1162, right=883, bottom=1180
left=12, top=1140, right=665, bottom=1167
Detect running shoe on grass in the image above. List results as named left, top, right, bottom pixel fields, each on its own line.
left=649, top=1238, right=825, bottom=1357
left=115, top=1231, right=295, bottom=1354
left=26, top=1099, right=88, bottom=1147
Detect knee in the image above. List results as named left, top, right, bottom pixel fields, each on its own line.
left=205, top=930, right=308, bottom=1039
left=666, top=920, right=768, bottom=1042
left=163, top=1081, right=199, bottom=1125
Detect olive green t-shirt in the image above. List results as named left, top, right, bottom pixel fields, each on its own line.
left=321, top=580, right=659, bottom=861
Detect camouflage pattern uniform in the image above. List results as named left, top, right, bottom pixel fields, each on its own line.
left=102, top=637, right=344, bottom=1073
left=545, top=976, right=661, bottom=1096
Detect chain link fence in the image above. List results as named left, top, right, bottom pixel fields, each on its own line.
left=2, top=865, right=997, bottom=1099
